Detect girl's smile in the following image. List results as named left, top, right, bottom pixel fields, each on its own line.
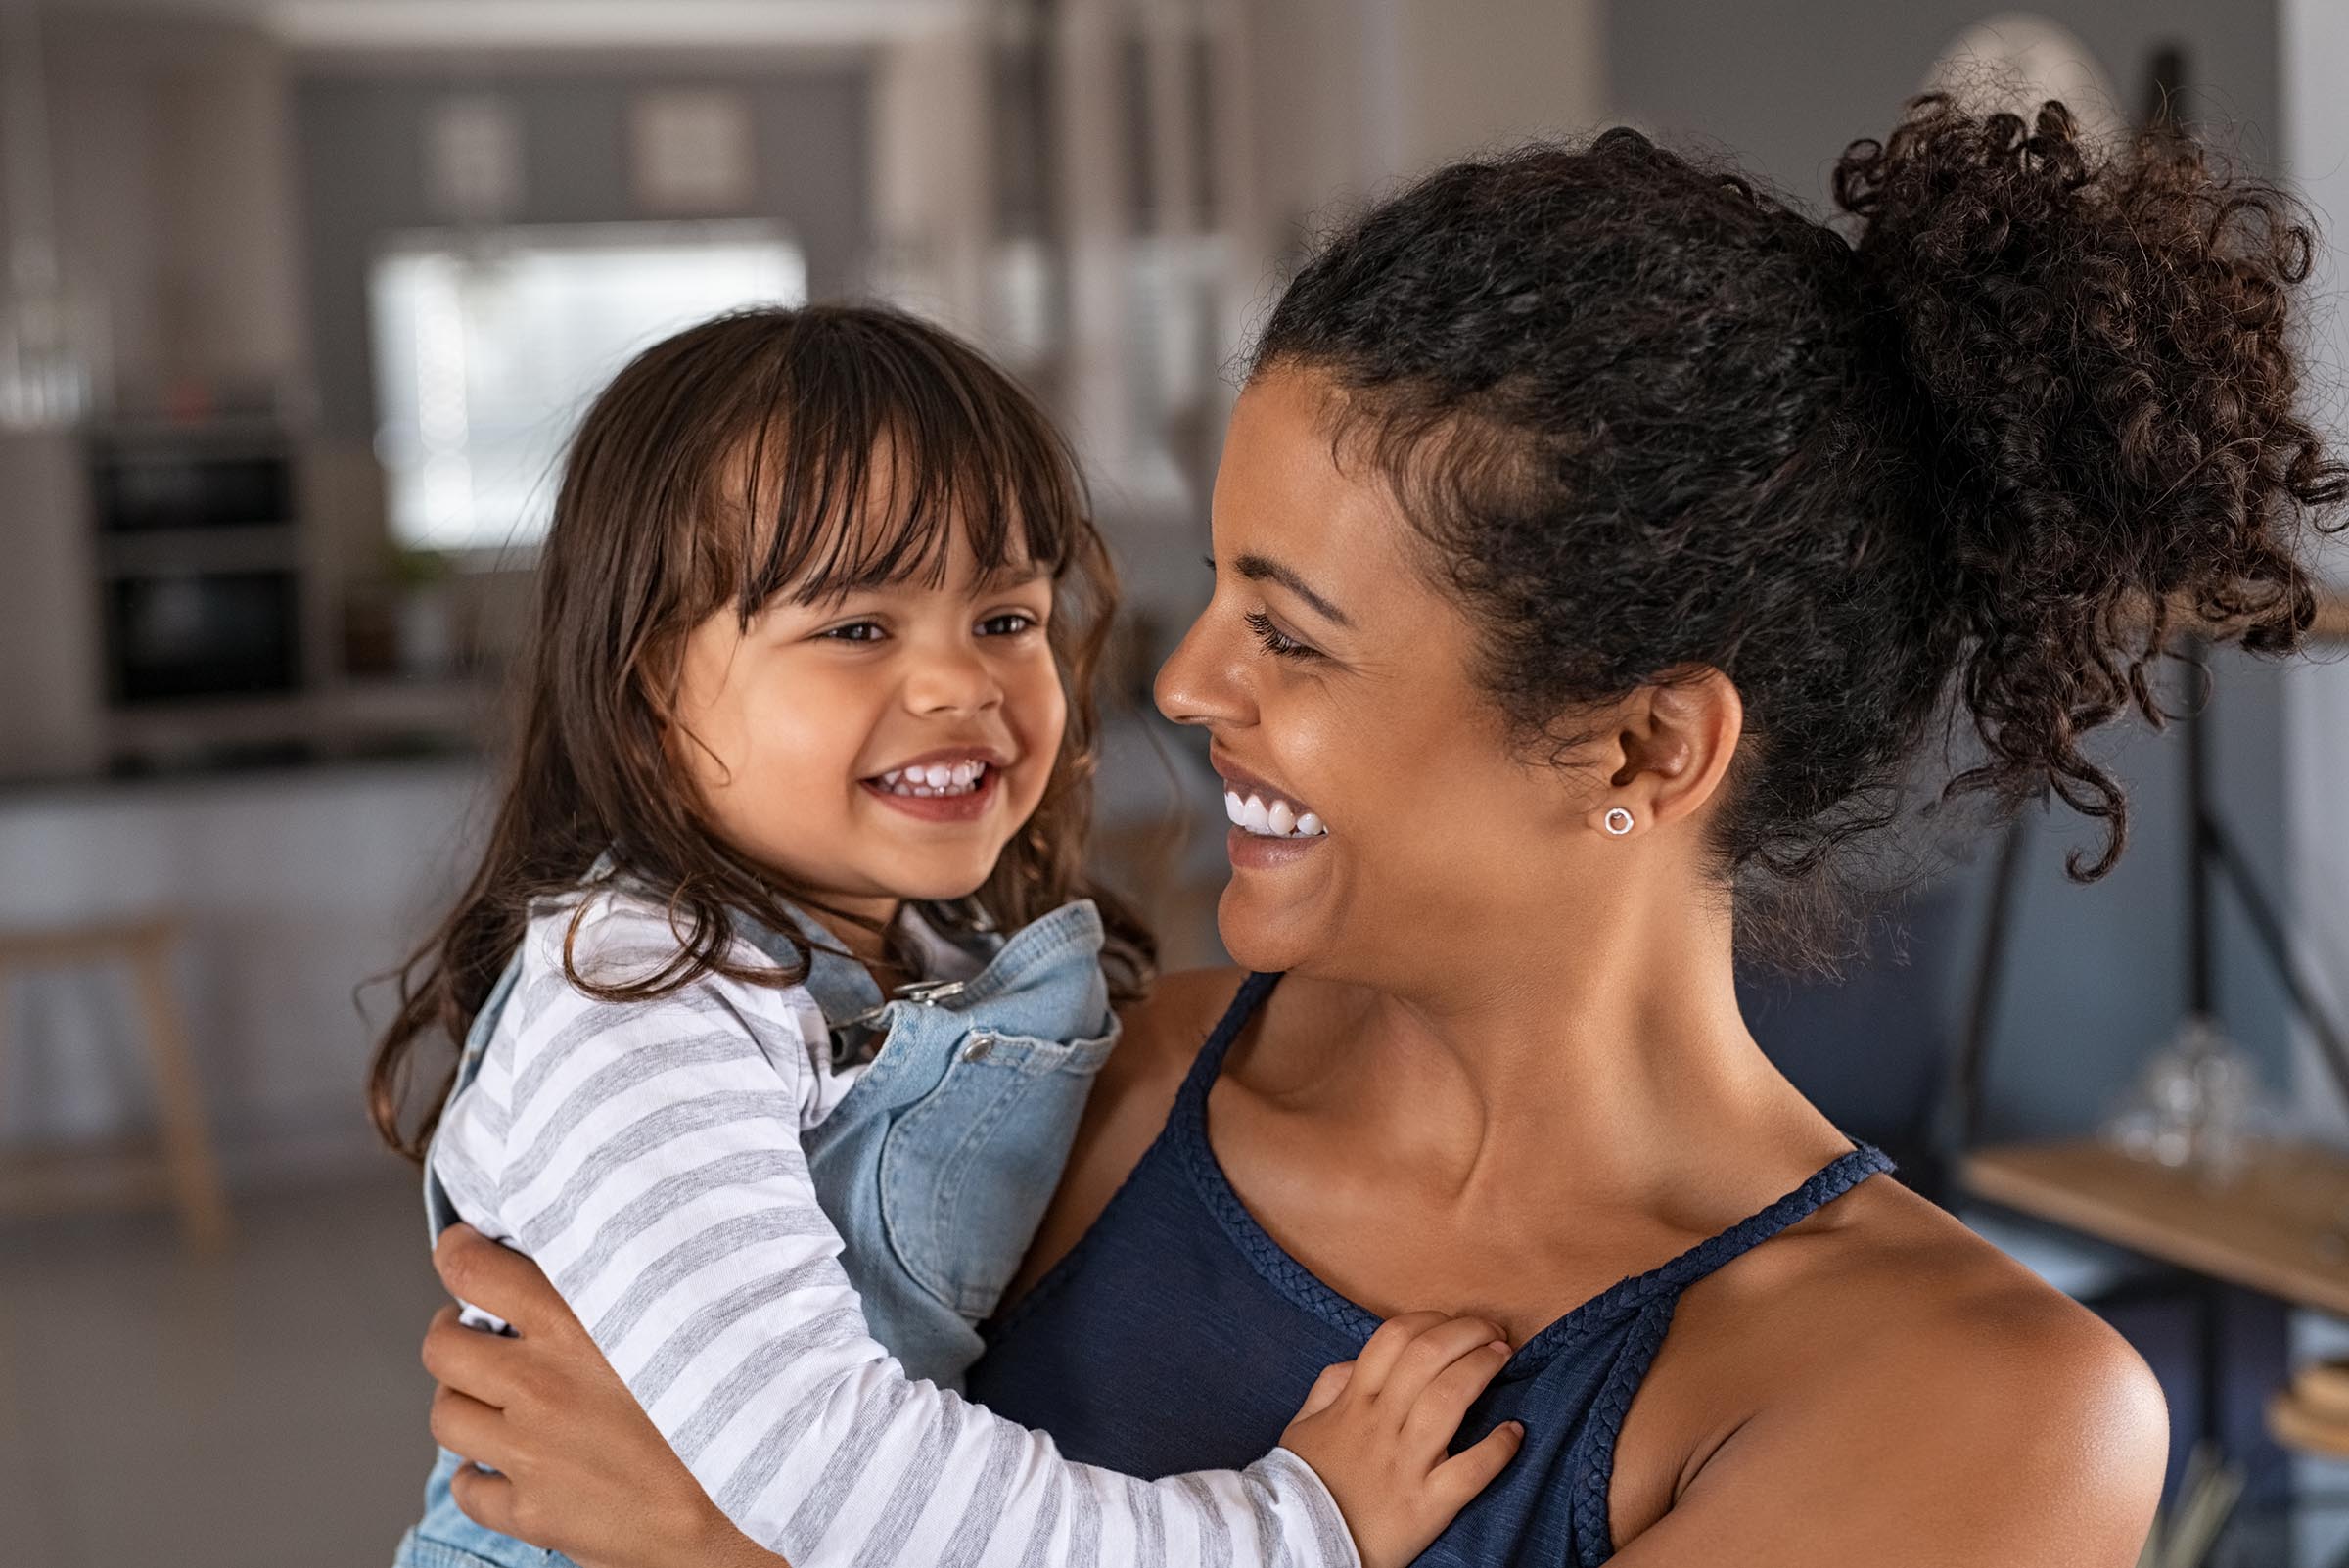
left=861, top=747, right=1011, bottom=822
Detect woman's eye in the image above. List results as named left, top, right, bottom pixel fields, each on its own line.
left=978, top=612, right=1039, bottom=637
left=819, top=621, right=888, bottom=643
left=1244, top=609, right=1320, bottom=661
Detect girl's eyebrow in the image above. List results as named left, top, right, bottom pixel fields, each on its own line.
left=971, top=563, right=1052, bottom=591
left=1234, top=551, right=1353, bottom=627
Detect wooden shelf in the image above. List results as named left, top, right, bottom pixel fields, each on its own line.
left=1965, top=1137, right=2349, bottom=1317
left=2315, top=588, right=2349, bottom=645
left=104, top=677, right=501, bottom=762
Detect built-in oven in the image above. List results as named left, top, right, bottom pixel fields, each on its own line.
left=92, top=426, right=301, bottom=706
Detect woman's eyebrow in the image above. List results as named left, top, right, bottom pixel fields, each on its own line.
left=1233, top=552, right=1353, bottom=627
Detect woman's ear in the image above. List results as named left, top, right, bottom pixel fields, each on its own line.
left=1581, top=668, right=1742, bottom=840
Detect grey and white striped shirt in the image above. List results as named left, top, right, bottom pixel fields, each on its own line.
left=432, top=890, right=1359, bottom=1568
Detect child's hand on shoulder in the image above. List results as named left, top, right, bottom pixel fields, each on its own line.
left=1277, top=1311, right=1525, bottom=1568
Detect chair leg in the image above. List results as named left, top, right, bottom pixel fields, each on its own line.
left=127, top=930, right=232, bottom=1254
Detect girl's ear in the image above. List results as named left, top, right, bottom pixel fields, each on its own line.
left=639, top=631, right=735, bottom=790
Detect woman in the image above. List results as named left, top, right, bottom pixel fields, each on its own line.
left=415, top=100, right=2338, bottom=1565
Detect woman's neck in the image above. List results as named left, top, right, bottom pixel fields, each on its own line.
left=1275, top=880, right=1832, bottom=1209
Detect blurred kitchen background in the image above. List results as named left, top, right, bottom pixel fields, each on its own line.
left=6, top=0, right=2349, bottom=1562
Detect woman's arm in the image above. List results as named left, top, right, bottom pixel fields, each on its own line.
left=424, top=1283, right=780, bottom=1568
left=465, top=958, right=1358, bottom=1568
left=438, top=947, right=1515, bottom=1568
left=427, top=1228, right=1521, bottom=1568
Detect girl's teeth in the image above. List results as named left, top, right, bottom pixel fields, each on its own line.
left=1296, top=811, right=1323, bottom=836
left=1267, top=801, right=1296, bottom=836
left=876, top=761, right=988, bottom=797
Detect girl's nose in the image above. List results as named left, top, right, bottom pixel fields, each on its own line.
left=905, top=644, right=1001, bottom=716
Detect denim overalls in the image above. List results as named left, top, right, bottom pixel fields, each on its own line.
left=395, top=896, right=1118, bottom=1568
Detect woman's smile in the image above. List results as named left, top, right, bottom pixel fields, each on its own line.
left=1213, top=752, right=1331, bottom=870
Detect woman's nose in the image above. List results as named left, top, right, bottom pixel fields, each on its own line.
left=1154, top=612, right=1248, bottom=729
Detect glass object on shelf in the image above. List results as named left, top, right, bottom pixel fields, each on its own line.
left=369, top=221, right=806, bottom=553
left=0, top=270, right=102, bottom=430
left=2104, top=1013, right=2272, bottom=1189
left=0, top=0, right=104, bottom=430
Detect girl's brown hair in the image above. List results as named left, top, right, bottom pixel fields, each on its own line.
left=369, top=303, right=1154, bottom=1160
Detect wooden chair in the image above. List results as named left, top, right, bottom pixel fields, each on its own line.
left=0, top=914, right=233, bottom=1252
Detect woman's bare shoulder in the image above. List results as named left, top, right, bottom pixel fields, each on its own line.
left=1699, top=1175, right=2157, bottom=1417
left=1618, top=1176, right=2167, bottom=1564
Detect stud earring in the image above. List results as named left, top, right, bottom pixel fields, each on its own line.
left=1603, top=807, right=1634, bottom=837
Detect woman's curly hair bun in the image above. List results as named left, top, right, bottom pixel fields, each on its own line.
left=1836, top=95, right=2344, bottom=875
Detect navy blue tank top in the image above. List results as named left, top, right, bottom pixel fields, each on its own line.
left=967, top=972, right=1893, bottom=1566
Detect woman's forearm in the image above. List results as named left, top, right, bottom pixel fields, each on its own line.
left=468, top=977, right=1356, bottom=1568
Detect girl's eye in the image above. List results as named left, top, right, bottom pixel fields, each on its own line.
left=978, top=612, right=1039, bottom=637
left=1244, top=609, right=1320, bottom=661
left=820, top=621, right=888, bottom=643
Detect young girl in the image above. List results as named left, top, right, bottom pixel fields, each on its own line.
left=371, top=304, right=1523, bottom=1568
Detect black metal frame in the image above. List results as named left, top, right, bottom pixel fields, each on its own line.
left=1950, top=636, right=2349, bottom=1152
left=1950, top=638, right=2349, bottom=1464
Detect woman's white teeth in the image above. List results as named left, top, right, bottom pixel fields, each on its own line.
left=1223, top=790, right=1327, bottom=839
left=877, top=761, right=988, bottom=797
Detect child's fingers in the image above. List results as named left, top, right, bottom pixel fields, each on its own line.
left=1429, top=1420, right=1527, bottom=1509
left=1376, top=1314, right=1508, bottom=1410
left=435, top=1224, right=573, bottom=1341
left=1403, top=1339, right=1514, bottom=1450
left=1351, top=1311, right=1452, bottom=1396
left=1293, top=1360, right=1357, bottom=1422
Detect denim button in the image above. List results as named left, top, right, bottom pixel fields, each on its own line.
left=962, top=1032, right=995, bottom=1063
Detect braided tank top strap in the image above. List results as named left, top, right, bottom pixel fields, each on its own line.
left=1639, top=1144, right=1894, bottom=1301
left=1174, top=971, right=1282, bottom=1115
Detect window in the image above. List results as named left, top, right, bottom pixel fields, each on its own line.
left=369, top=221, right=806, bottom=553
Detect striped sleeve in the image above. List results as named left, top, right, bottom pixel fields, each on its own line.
left=467, top=916, right=1361, bottom=1568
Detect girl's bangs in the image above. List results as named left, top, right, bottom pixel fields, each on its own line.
left=715, top=323, right=1083, bottom=615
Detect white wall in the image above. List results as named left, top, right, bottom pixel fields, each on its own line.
left=47, top=10, right=307, bottom=409
left=1243, top=0, right=1606, bottom=259
left=1400, top=0, right=1606, bottom=168
left=2283, top=0, right=2349, bottom=1131
left=2277, top=1, right=2349, bottom=1556
left=0, top=761, right=489, bottom=1184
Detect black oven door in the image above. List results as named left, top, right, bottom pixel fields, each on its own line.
left=105, top=570, right=300, bottom=703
